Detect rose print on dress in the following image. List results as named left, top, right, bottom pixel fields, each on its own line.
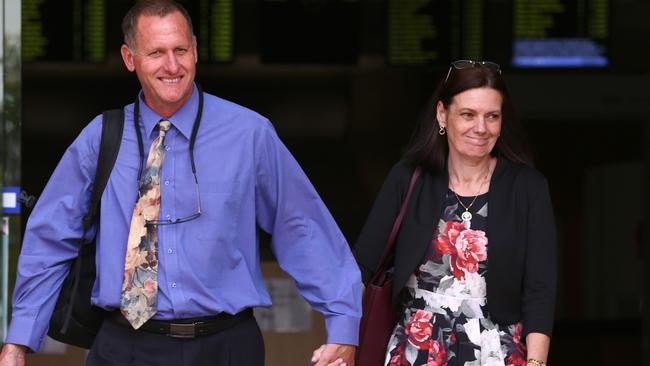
left=427, top=340, right=448, bottom=366
left=384, top=193, right=525, bottom=366
left=434, top=220, right=487, bottom=279
left=405, top=310, right=434, bottom=349
left=504, top=323, right=527, bottom=366
left=388, top=343, right=408, bottom=366
left=454, top=230, right=487, bottom=274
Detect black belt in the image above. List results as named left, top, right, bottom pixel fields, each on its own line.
left=108, top=308, right=253, bottom=339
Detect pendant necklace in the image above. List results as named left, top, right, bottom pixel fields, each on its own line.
left=450, top=167, right=490, bottom=225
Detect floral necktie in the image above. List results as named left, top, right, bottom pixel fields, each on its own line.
left=120, top=120, right=171, bottom=329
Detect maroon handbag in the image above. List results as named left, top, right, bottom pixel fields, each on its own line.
left=356, top=167, right=421, bottom=366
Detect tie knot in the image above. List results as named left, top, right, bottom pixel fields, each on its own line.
left=158, top=120, right=171, bottom=132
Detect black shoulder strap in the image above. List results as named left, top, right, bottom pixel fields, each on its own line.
left=81, top=109, right=124, bottom=231
left=59, top=110, right=124, bottom=335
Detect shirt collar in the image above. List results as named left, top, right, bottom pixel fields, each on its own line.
left=137, top=83, right=199, bottom=140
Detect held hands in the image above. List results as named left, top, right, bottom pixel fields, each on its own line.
left=0, top=344, right=26, bottom=366
left=311, top=343, right=355, bottom=366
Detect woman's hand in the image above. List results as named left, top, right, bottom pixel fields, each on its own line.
left=311, top=343, right=355, bottom=366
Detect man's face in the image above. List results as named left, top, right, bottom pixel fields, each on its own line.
left=120, top=11, right=197, bottom=117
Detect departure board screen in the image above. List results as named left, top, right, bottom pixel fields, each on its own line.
left=193, top=0, right=233, bottom=63
left=23, top=0, right=106, bottom=62
left=387, top=0, right=609, bottom=68
left=23, top=0, right=610, bottom=67
left=512, top=0, right=609, bottom=67
left=22, top=0, right=233, bottom=63
left=388, top=0, right=492, bottom=65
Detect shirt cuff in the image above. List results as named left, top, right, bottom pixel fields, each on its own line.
left=324, top=314, right=361, bottom=346
left=6, top=312, right=48, bottom=353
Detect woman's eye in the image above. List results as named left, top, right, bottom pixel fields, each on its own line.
left=487, top=114, right=501, bottom=121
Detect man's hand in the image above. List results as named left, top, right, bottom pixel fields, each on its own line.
left=311, top=343, right=355, bottom=366
left=0, top=344, right=27, bottom=366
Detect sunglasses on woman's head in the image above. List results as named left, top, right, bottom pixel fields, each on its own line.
left=444, top=60, right=501, bottom=84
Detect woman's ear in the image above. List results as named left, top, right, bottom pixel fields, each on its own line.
left=436, top=101, right=447, bottom=128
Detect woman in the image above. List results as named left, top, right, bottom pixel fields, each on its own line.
left=353, top=61, right=557, bottom=366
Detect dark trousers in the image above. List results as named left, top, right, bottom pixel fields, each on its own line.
left=86, top=316, right=265, bottom=366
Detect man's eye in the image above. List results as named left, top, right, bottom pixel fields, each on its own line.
left=175, top=49, right=187, bottom=55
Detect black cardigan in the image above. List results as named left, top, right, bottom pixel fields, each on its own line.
left=353, top=158, right=557, bottom=337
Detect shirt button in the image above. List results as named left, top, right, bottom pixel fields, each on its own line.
left=165, top=214, right=171, bottom=220
left=167, top=248, right=173, bottom=254
left=164, top=180, right=170, bottom=186
left=165, top=145, right=171, bottom=151
left=171, top=283, right=177, bottom=288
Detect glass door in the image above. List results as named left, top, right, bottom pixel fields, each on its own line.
left=1, top=0, right=22, bottom=342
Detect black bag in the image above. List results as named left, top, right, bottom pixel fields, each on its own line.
left=47, top=109, right=124, bottom=349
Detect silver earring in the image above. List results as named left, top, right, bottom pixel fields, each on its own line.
left=438, top=126, right=446, bottom=135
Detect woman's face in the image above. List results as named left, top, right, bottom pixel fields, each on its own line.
left=437, top=87, right=502, bottom=162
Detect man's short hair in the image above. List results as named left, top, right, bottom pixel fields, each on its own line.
left=122, top=0, right=195, bottom=49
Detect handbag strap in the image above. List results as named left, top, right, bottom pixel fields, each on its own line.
left=370, top=166, right=422, bottom=281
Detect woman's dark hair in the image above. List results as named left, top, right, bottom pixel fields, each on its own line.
left=122, top=0, right=194, bottom=49
left=403, top=64, right=533, bottom=173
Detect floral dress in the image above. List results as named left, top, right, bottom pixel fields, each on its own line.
left=384, top=190, right=527, bottom=366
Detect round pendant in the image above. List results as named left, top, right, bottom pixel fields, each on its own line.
left=461, top=210, right=472, bottom=222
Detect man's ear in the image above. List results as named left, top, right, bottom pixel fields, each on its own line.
left=192, top=36, right=198, bottom=64
left=121, top=44, right=136, bottom=72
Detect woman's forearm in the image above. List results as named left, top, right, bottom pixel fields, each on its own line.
left=525, top=332, right=551, bottom=364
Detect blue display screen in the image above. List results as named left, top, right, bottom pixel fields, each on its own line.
left=512, top=38, right=608, bottom=68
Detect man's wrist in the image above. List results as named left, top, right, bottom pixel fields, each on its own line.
left=1, top=343, right=28, bottom=360
left=2, top=343, right=27, bottom=352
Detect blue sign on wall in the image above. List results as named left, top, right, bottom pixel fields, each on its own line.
left=2, top=187, right=21, bottom=215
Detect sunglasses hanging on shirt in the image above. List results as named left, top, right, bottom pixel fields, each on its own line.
left=132, top=83, right=204, bottom=225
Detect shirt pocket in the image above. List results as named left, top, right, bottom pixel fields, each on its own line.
left=193, top=178, right=242, bottom=242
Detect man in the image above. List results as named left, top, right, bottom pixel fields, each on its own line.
left=0, top=1, right=360, bottom=365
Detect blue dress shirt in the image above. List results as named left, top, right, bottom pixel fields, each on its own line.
left=7, top=85, right=362, bottom=352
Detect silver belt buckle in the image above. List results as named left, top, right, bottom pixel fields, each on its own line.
left=169, top=323, right=196, bottom=339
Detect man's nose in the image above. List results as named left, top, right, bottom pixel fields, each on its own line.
left=163, top=52, right=180, bottom=73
